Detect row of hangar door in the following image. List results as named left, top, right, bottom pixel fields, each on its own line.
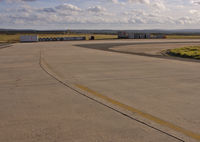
left=39, top=37, right=86, bottom=41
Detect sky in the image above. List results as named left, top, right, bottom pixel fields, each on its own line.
left=0, top=0, right=200, bottom=30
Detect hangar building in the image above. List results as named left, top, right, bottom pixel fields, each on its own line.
left=118, top=31, right=151, bottom=39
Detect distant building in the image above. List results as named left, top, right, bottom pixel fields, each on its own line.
left=118, top=31, right=151, bottom=39
left=20, top=35, right=38, bottom=42
left=133, top=33, right=151, bottom=39
left=118, top=31, right=129, bottom=39
left=127, top=32, right=135, bottom=39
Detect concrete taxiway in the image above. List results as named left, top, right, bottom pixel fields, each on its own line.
left=0, top=39, right=200, bottom=142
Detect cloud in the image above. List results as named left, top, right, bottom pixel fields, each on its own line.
left=0, top=0, right=200, bottom=29
left=102, top=0, right=150, bottom=5
left=189, top=9, right=198, bottom=14
left=20, top=0, right=36, bottom=1
left=176, top=16, right=194, bottom=25
left=128, top=0, right=150, bottom=4
left=152, top=0, right=166, bottom=10
left=87, top=6, right=106, bottom=13
left=41, top=8, right=56, bottom=13
left=190, top=0, right=200, bottom=5
left=107, top=0, right=119, bottom=4
left=55, top=3, right=81, bottom=11
left=0, top=0, right=36, bottom=2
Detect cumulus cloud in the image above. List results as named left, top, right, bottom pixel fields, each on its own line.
left=177, top=16, right=194, bottom=25
left=190, top=0, right=200, bottom=5
left=0, top=0, right=36, bottom=2
left=128, top=0, right=150, bottom=4
left=55, top=3, right=81, bottom=11
left=41, top=8, right=56, bottom=13
left=87, top=6, right=106, bottom=13
left=189, top=9, right=198, bottom=14
left=0, top=0, right=199, bottom=29
left=107, top=0, right=119, bottom=4
left=103, top=0, right=150, bottom=5
left=152, top=0, right=166, bottom=10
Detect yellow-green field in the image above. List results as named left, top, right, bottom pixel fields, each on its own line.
left=0, top=34, right=118, bottom=43
left=166, top=35, right=200, bottom=39
left=168, top=46, right=200, bottom=59
left=0, top=34, right=20, bottom=43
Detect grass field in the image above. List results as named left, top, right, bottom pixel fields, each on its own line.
left=166, top=35, right=200, bottom=39
left=168, top=46, right=200, bottom=59
left=0, top=34, right=118, bottom=43
left=0, top=34, right=20, bottom=43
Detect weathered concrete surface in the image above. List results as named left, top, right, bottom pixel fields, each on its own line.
left=0, top=43, right=11, bottom=49
left=41, top=39, right=200, bottom=141
left=111, top=42, right=200, bottom=56
left=0, top=41, right=184, bottom=142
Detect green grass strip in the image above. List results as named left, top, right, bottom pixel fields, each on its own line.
left=168, top=46, right=200, bottom=59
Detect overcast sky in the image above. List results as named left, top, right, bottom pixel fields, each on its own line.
left=0, top=0, right=200, bottom=30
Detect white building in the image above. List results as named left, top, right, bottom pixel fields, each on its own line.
left=20, top=35, right=38, bottom=42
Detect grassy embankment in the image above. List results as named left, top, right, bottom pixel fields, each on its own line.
left=0, top=34, right=118, bottom=43
left=168, top=46, right=200, bottom=59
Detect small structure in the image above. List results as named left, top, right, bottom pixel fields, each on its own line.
left=118, top=31, right=151, bottom=39
left=90, top=36, right=95, bottom=40
left=118, top=31, right=129, bottom=39
left=20, top=35, right=38, bottom=42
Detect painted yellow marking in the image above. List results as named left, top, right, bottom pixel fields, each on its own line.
left=40, top=49, right=64, bottom=80
left=40, top=47, right=199, bottom=141
left=75, top=84, right=200, bottom=141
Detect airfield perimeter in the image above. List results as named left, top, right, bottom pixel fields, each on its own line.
left=0, top=39, right=200, bottom=142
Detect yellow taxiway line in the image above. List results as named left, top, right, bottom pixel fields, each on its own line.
left=40, top=48, right=200, bottom=141
left=75, top=84, right=200, bottom=141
